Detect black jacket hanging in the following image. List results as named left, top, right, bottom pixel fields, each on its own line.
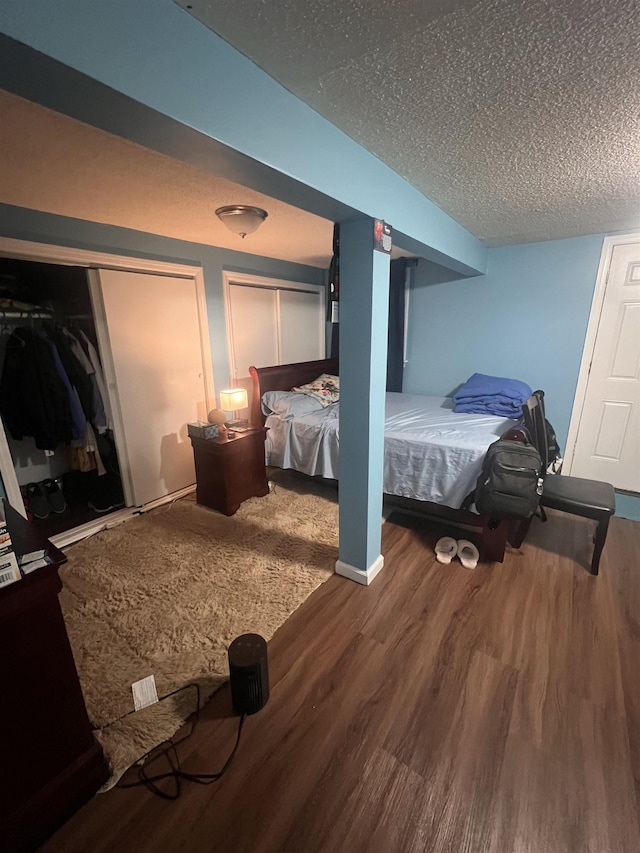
left=0, top=327, right=73, bottom=450
left=44, top=324, right=95, bottom=422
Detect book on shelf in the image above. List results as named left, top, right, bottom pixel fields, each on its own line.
left=0, top=515, right=20, bottom=589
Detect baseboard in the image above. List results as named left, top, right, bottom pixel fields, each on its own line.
left=50, top=485, right=197, bottom=549
left=50, top=507, right=136, bottom=549
left=335, top=554, right=384, bottom=585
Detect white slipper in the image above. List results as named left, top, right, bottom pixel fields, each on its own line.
left=457, top=539, right=480, bottom=570
left=435, top=536, right=458, bottom=564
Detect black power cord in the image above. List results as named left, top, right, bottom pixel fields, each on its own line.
left=112, top=683, right=246, bottom=800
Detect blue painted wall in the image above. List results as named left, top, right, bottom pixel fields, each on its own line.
left=403, top=234, right=640, bottom=520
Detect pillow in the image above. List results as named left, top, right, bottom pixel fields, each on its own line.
left=261, top=390, right=325, bottom=418
left=292, top=373, right=340, bottom=407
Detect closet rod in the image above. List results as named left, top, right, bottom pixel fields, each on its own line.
left=0, top=311, right=52, bottom=320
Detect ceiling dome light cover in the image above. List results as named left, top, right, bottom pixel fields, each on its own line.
left=215, top=205, right=268, bottom=237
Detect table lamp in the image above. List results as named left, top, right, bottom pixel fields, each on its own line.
left=219, top=387, right=249, bottom=430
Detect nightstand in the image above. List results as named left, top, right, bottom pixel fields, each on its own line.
left=190, top=427, right=269, bottom=516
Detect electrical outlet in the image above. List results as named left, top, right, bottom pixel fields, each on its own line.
left=132, top=674, right=158, bottom=711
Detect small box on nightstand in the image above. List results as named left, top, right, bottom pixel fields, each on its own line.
left=187, top=421, right=219, bottom=440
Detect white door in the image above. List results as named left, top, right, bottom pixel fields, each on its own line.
left=91, top=269, right=211, bottom=507
left=569, top=239, right=640, bottom=491
left=225, top=274, right=325, bottom=385
left=279, top=288, right=325, bottom=364
left=228, top=284, right=279, bottom=380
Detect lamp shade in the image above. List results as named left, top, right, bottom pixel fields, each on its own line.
left=219, top=388, right=248, bottom=411
left=215, top=206, right=268, bottom=237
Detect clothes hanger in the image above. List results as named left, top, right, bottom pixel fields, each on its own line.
left=0, top=311, right=24, bottom=341
left=7, top=328, right=27, bottom=348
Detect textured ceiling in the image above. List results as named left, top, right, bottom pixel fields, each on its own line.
left=0, top=89, right=334, bottom=267
left=177, top=0, right=640, bottom=245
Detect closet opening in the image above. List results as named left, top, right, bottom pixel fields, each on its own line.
left=0, top=257, right=125, bottom=539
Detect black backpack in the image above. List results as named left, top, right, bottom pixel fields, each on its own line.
left=463, top=438, right=544, bottom=519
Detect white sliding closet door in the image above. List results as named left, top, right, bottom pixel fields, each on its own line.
left=226, top=275, right=325, bottom=383
left=91, top=269, right=210, bottom=507
left=228, top=284, right=279, bottom=379
left=279, top=289, right=324, bottom=364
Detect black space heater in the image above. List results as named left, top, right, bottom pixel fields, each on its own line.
left=228, top=633, right=269, bottom=715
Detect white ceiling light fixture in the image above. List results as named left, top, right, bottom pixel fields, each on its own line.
left=215, top=205, right=268, bottom=237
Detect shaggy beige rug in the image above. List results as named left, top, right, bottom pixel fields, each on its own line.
left=59, top=471, right=338, bottom=789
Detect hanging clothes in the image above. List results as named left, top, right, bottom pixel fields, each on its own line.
left=64, top=328, right=107, bottom=432
left=78, top=329, right=113, bottom=430
left=0, top=263, right=124, bottom=524
left=43, top=324, right=95, bottom=423
left=0, top=323, right=110, bottom=468
left=0, top=327, right=72, bottom=450
left=36, top=329, right=86, bottom=441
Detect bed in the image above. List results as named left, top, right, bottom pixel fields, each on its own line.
left=249, top=358, right=525, bottom=562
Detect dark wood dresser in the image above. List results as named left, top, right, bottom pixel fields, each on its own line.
left=190, top=427, right=269, bottom=515
left=0, top=503, right=108, bottom=853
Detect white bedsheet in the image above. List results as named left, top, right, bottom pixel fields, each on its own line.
left=264, top=392, right=514, bottom=509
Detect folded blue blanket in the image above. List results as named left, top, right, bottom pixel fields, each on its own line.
left=453, top=373, right=533, bottom=418
left=453, top=372, right=533, bottom=403
left=454, top=398, right=523, bottom=417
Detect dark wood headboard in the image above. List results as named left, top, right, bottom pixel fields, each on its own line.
left=249, top=358, right=339, bottom=426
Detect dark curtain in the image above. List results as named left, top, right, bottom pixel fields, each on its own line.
left=327, top=223, right=340, bottom=358
left=386, top=258, right=407, bottom=391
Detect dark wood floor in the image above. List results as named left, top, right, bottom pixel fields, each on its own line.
left=41, top=508, right=640, bottom=853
